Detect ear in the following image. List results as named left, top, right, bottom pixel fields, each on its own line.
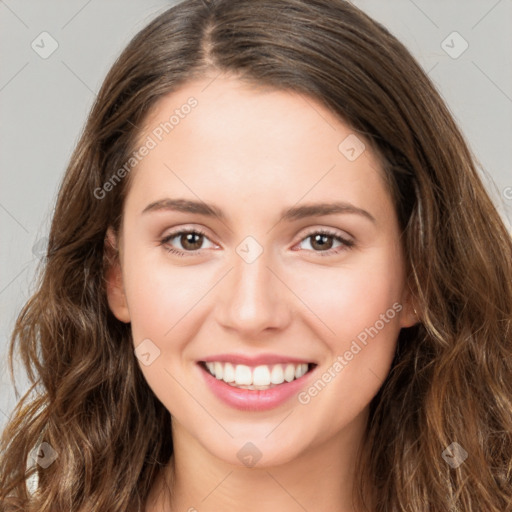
left=104, top=227, right=131, bottom=323
left=398, top=284, right=420, bottom=328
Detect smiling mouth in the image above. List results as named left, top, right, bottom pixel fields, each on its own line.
left=198, top=361, right=317, bottom=390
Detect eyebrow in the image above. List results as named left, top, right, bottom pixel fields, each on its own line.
left=141, top=198, right=376, bottom=224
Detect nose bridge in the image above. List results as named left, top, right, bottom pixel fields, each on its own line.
left=216, top=238, right=289, bottom=334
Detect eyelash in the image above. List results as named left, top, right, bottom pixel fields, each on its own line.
left=159, top=228, right=355, bottom=258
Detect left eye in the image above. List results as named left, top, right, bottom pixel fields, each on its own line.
left=296, top=230, right=354, bottom=254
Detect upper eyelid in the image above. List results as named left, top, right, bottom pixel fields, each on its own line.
left=162, top=226, right=212, bottom=241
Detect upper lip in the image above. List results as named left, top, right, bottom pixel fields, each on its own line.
left=200, top=353, right=316, bottom=366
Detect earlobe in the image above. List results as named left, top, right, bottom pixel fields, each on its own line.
left=400, top=302, right=420, bottom=328
left=104, top=227, right=131, bottom=323
left=399, top=287, right=420, bottom=328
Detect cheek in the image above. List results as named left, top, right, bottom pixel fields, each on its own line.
left=293, top=248, right=405, bottom=344
left=122, top=248, right=206, bottom=408
left=290, top=254, right=404, bottom=436
left=127, top=269, right=201, bottom=343
left=121, top=242, right=199, bottom=347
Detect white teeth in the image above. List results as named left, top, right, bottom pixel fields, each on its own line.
left=296, top=363, right=308, bottom=379
left=214, top=362, right=223, bottom=380
left=234, top=364, right=252, bottom=385
left=270, top=364, right=285, bottom=384
left=223, top=362, right=235, bottom=382
left=284, top=364, right=296, bottom=382
left=203, top=361, right=311, bottom=387
left=253, top=365, right=271, bottom=386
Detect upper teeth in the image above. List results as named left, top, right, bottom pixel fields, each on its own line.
left=205, top=362, right=309, bottom=386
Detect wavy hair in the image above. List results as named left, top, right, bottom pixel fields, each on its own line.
left=1, top=0, right=511, bottom=510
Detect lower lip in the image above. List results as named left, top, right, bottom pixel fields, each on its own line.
left=197, top=362, right=317, bottom=411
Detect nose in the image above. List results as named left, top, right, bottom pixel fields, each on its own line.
left=214, top=246, right=292, bottom=338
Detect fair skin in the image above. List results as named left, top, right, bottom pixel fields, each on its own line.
left=106, top=73, right=417, bottom=512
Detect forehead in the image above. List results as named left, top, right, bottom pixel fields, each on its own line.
left=125, top=74, right=392, bottom=223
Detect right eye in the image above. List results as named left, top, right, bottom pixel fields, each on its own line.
left=160, top=228, right=216, bottom=257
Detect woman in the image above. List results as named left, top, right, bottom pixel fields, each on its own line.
left=1, top=0, right=511, bottom=510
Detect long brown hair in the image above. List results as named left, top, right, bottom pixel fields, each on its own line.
left=1, top=1, right=511, bottom=510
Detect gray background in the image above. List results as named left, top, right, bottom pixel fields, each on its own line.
left=1, top=0, right=511, bottom=430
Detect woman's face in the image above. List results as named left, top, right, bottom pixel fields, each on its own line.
left=106, top=74, right=417, bottom=468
